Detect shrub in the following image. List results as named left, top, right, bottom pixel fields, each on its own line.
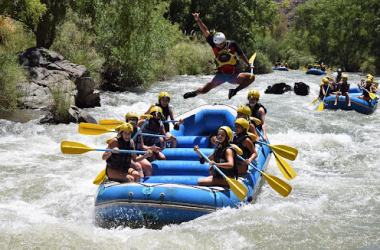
left=51, top=9, right=104, bottom=85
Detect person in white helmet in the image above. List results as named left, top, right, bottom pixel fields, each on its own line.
left=183, top=13, right=255, bottom=100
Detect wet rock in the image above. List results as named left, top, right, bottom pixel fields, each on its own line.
left=15, top=47, right=101, bottom=124
left=265, top=83, right=292, bottom=94
left=294, top=82, right=310, bottom=96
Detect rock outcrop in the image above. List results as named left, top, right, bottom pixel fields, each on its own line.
left=17, top=47, right=100, bottom=124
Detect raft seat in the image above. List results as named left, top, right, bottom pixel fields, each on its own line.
left=151, top=160, right=209, bottom=176
left=162, top=148, right=214, bottom=160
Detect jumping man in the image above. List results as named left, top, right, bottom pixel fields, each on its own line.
left=183, top=13, right=255, bottom=100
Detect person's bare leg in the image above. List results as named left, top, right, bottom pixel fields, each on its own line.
left=183, top=82, right=218, bottom=99
left=229, top=73, right=255, bottom=99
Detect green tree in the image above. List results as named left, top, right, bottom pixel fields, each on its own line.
left=292, top=0, right=380, bottom=72
left=95, top=0, right=182, bottom=90
left=0, top=0, right=70, bottom=48
left=164, top=0, right=278, bottom=53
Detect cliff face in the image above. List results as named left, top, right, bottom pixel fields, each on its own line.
left=275, top=0, right=310, bottom=28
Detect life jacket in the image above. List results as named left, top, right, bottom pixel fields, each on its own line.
left=319, top=84, right=332, bottom=96
left=363, top=85, right=371, bottom=98
left=214, top=41, right=238, bottom=70
left=142, top=119, right=163, bottom=146
left=213, top=144, right=238, bottom=179
left=340, top=82, right=349, bottom=93
left=106, top=137, right=133, bottom=167
left=156, top=103, right=170, bottom=132
left=247, top=103, right=267, bottom=130
left=232, top=133, right=252, bottom=159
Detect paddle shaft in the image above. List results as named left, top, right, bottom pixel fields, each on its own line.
left=197, top=149, right=228, bottom=178
left=132, top=118, right=149, bottom=141
left=96, top=148, right=147, bottom=154
left=162, top=120, right=178, bottom=124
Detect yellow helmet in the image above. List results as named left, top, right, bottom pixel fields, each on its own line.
left=237, top=105, right=252, bottom=117
left=247, top=90, right=260, bottom=100
left=125, top=111, right=138, bottom=121
left=366, top=78, right=372, bottom=83
left=158, top=92, right=170, bottom=102
left=342, top=75, right=348, bottom=79
left=150, top=106, right=163, bottom=114
left=235, top=118, right=249, bottom=132
left=115, top=123, right=133, bottom=132
left=367, top=74, right=373, bottom=79
left=219, top=126, right=233, bottom=142
left=322, top=77, right=329, bottom=83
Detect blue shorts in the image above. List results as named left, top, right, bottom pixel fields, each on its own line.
left=210, top=73, right=241, bottom=86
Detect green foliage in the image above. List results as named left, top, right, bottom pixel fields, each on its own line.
left=0, top=53, right=26, bottom=113
left=165, top=0, right=279, bottom=55
left=166, top=36, right=215, bottom=76
left=95, top=0, right=182, bottom=90
left=50, top=82, right=72, bottom=123
left=51, top=9, right=104, bottom=85
left=292, top=0, right=380, bottom=72
left=1, top=0, right=70, bottom=48
left=0, top=0, right=47, bottom=28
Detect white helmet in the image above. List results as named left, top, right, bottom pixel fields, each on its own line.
left=213, top=32, right=226, bottom=44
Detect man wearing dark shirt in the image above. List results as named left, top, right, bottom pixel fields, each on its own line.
left=183, top=13, right=255, bottom=100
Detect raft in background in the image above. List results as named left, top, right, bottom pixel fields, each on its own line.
left=323, top=87, right=378, bottom=114
left=273, top=67, right=290, bottom=71
left=306, top=68, right=327, bottom=75
left=94, top=104, right=272, bottom=227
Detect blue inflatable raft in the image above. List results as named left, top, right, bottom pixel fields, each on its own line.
left=94, top=105, right=272, bottom=227
left=322, top=88, right=378, bottom=114
left=273, top=67, right=290, bottom=71
left=306, top=69, right=327, bottom=75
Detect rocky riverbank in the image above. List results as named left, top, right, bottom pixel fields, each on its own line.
left=15, top=47, right=100, bottom=124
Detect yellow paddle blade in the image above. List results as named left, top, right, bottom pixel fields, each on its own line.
left=311, top=97, right=319, bottom=105
left=273, top=152, right=296, bottom=180
left=327, top=68, right=331, bottom=73
left=268, top=144, right=298, bottom=161
left=289, top=68, right=293, bottom=71
left=247, top=132, right=258, bottom=141
left=99, top=119, right=123, bottom=129
left=105, top=137, right=117, bottom=144
left=78, top=123, right=115, bottom=135
left=249, top=53, right=257, bottom=64
left=93, top=168, right=107, bottom=185
left=61, top=141, right=95, bottom=154
left=226, top=177, right=248, bottom=201
left=302, top=67, right=307, bottom=71
left=317, top=101, right=324, bottom=112
left=262, top=172, right=292, bottom=197
left=369, top=92, right=377, bottom=100
left=230, top=144, right=243, bottom=155
left=250, top=117, right=261, bottom=125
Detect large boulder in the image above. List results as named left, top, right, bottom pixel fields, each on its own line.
left=265, top=83, right=292, bottom=94
left=294, top=82, right=310, bottom=96
left=16, top=47, right=100, bottom=124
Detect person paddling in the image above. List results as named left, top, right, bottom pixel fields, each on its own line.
left=197, top=126, right=238, bottom=187
left=145, top=92, right=183, bottom=132
left=102, top=123, right=152, bottom=183
left=183, top=13, right=255, bottom=100
left=358, top=78, right=373, bottom=102
left=334, top=75, right=351, bottom=106
left=233, top=118, right=258, bottom=175
left=246, top=90, right=268, bottom=142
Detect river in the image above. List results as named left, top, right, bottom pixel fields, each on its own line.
left=1, top=70, right=379, bottom=249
